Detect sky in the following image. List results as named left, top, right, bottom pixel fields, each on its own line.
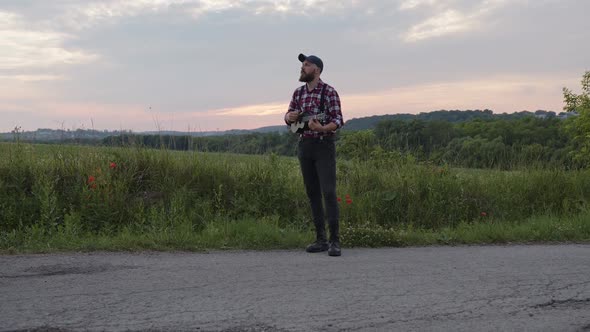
left=1, top=0, right=588, bottom=133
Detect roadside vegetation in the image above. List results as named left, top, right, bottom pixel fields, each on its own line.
left=1, top=71, right=589, bottom=253
left=1, top=142, right=589, bottom=253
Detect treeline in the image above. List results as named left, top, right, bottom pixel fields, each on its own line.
left=340, top=117, right=578, bottom=169
left=103, top=131, right=299, bottom=156
left=2, top=127, right=131, bottom=142
left=103, top=113, right=582, bottom=169
left=342, top=109, right=571, bottom=131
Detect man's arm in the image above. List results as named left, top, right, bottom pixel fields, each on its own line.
left=327, top=88, right=343, bottom=129
left=285, top=88, right=300, bottom=125
left=309, top=119, right=337, bottom=132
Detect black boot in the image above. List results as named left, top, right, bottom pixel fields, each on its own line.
left=328, top=241, right=341, bottom=257
left=306, top=240, right=329, bottom=253
left=306, top=221, right=327, bottom=253
left=328, top=220, right=340, bottom=256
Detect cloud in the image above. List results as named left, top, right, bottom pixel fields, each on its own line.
left=0, top=75, right=65, bottom=82
left=1, top=0, right=587, bottom=133
left=0, top=11, right=98, bottom=73
left=53, top=0, right=361, bottom=28
left=400, top=0, right=514, bottom=42
left=399, top=0, right=438, bottom=11
left=214, top=102, right=287, bottom=116
left=403, top=9, right=471, bottom=42
left=59, top=0, right=195, bottom=29
left=0, top=73, right=579, bottom=132
left=342, top=73, right=576, bottom=119
left=167, top=73, right=576, bottom=124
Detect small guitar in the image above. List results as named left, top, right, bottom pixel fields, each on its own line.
left=290, top=113, right=326, bottom=134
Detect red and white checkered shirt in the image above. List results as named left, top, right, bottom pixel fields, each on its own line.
left=286, top=80, right=344, bottom=138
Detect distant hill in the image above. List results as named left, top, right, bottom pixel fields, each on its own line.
left=0, top=125, right=289, bottom=142
left=143, top=125, right=287, bottom=137
left=0, top=128, right=127, bottom=142
left=345, top=109, right=517, bottom=131
left=2, top=109, right=574, bottom=142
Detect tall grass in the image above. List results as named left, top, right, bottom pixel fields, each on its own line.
left=1, top=142, right=589, bottom=252
left=337, top=158, right=590, bottom=228
left=0, top=143, right=302, bottom=230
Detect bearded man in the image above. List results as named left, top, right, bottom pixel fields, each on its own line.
left=284, top=53, right=344, bottom=257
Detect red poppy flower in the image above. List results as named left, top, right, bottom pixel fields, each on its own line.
left=109, top=162, right=117, bottom=169
left=345, top=194, right=350, bottom=199
left=87, top=176, right=97, bottom=189
left=480, top=211, right=487, bottom=217
left=346, top=199, right=352, bottom=205
left=337, top=197, right=342, bottom=202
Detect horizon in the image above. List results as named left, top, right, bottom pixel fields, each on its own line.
left=3, top=108, right=568, bottom=134
left=1, top=0, right=588, bottom=133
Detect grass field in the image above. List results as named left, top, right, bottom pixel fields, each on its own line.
left=1, top=142, right=589, bottom=253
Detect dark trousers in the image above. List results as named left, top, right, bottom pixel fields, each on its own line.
left=297, top=137, right=339, bottom=242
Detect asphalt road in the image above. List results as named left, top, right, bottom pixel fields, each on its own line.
left=1, top=244, right=589, bottom=332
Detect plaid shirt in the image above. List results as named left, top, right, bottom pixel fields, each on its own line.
left=286, top=80, right=344, bottom=138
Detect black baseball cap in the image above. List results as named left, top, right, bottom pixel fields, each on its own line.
left=298, top=53, right=323, bottom=72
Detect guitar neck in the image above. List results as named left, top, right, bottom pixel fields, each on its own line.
left=300, top=114, right=326, bottom=122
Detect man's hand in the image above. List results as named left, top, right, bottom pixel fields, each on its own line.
left=308, top=118, right=324, bottom=132
left=285, top=111, right=299, bottom=124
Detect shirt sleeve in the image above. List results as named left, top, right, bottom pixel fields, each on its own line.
left=327, top=88, right=344, bottom=129
left=285, top=88, right=300, bottom=125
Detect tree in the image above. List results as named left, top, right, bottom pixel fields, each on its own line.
left=563, top=71, right=590, bottom=164
left=337, top=130, right=377, bottom=159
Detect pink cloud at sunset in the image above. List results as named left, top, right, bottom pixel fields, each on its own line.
left=1, top=74, right=578, bottom=133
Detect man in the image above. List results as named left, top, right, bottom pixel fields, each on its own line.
left=284, top=53, right=344, bottom=257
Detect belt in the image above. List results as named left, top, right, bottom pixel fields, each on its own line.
left=298, top=135, right=334, bottom=142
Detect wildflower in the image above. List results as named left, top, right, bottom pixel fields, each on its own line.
left=337, top=197, right=342, bottom=202
left=346, top=198, right=352, bottom=205
left=109, top=162, right=117, bottom=169
left=480, top=211, right=487, bottom=217
left=87, top=175, right=97, bottom=189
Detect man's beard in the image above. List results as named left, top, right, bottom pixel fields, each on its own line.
left=299, top=71, right=315, bottom=83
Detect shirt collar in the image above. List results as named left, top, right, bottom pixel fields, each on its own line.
left=307, top=79, right=324, bottom=93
